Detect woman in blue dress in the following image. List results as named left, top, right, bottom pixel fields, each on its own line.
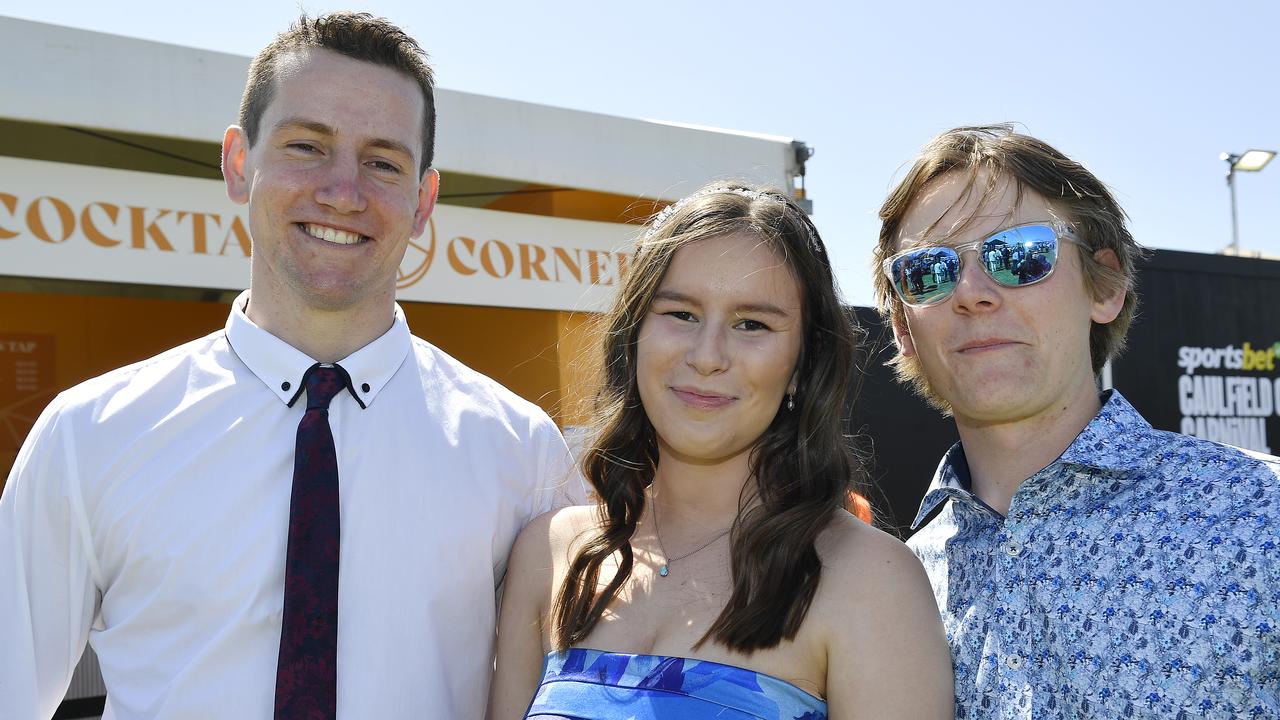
left=487, top=183, right=953, bottom=720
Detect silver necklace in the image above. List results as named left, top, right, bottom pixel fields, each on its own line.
left=650, top=498, right=732, bottom=577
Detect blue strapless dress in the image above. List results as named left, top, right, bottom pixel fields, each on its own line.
left=523, top=648, right=828, bottom=720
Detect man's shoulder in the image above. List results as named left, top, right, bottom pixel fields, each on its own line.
left=1080, top=425, right=1280, bottom=569
left=53, top=329, right=231, bottom=422
left=1136, top=423, right=1280, bottom=486
left=1097, top=392, right=1279, bottom=475
left=406, top=334, right=556, bottom=431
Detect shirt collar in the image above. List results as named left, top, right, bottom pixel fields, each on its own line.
left=1056, top=389, right=1157, bottom=473
left=911, top=442, right=975, bottom=530
left=224, top=290, right=411, bottom=408
left=909, top=389, right=1155, bottom=530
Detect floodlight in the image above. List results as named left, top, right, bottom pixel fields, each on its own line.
left=1232, top=150, right=1276, bottom=172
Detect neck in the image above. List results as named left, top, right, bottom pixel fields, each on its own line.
left=954, top=381, right=1103, bottom=516
left=649, top=446, right=752, bottom=531
left=245, top=283, right=395, bottom=363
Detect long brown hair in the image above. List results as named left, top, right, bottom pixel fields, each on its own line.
left=553, top=183, right=864, bottom=653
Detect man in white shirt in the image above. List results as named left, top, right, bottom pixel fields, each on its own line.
left=0, top=12, right=576, bottom=719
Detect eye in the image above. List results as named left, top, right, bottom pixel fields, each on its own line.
left=286, top=141, right=322, bottom=154
left=664, top=310, right=696, bottom=322
left=735, top=318, right=772, bottom=332
left=367, top=159, right=403, bottom=174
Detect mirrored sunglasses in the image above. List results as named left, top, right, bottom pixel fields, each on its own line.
left=882, top=221, right=1083, bottom=307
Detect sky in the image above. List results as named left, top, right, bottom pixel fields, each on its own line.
left=3, top=0, right=1277, bottom=307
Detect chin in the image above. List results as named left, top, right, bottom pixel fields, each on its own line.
left=289, top=274, right=381, bottom=311
left=657, top=432, right=746, bottom=466
left=951, top=392, right=1046, bottom=423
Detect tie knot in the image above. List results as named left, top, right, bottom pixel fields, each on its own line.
left=304, top=364, right=346, bottom=411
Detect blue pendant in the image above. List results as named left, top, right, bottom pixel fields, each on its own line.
left=659, top=565, right=669, bottom=577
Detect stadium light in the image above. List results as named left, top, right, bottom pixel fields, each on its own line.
left=1221, top=149, right=1277, bottom=253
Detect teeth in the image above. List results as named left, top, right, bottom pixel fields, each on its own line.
left=304, top=223, right=364, bottom=245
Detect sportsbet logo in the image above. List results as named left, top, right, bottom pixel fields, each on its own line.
left=1177, top=342, right=1279, bottom=375
left=1176, top=340, right=1278, bottom=453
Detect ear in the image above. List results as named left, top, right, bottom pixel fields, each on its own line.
left=1089, top=248, right=1125, bottom=324
left=222, top=126, right=251, bottom=206
left=412, top=168, right=440, bottom=238
left=891, top=311, right=917, bottom=358
left=787, top=369, right=799, bottom=397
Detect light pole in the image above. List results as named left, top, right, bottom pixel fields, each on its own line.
left=1221, top=149, right=1276, bottom=254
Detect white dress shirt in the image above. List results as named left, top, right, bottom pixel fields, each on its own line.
left=0, top=291, right=579, bottom=719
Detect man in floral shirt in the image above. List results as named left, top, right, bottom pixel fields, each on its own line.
left=874, top=125, right=1279, bottom=719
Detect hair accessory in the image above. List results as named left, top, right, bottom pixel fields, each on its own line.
left=651, top=495, right=732, bottom=578
left=642, top=185, right=826, bottom=259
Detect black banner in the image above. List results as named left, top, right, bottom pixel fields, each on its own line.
left=1112, top=249, right=1280, bottom=455
left=846, top=307, right=957, bottom=535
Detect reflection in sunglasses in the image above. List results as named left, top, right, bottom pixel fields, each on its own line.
left=883, top=221, right=1081, bottom=307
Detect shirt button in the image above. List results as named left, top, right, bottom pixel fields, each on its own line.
left=1006, top=654, right=1024, bottom=670
left=1004, top=542, right=1022, bottom=557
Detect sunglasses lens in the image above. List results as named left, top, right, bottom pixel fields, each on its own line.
left=981, top=224, right=1059, bottom=287
left=890, top=247, right=960, bottom=306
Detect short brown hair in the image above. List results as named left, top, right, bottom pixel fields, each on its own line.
left=875, top=125, right=1146, bottom=411
left=238, top=12, right=436, bottom=175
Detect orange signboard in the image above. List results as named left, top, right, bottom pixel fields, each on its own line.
left=1, top=156, right=635, bottom=313
left=0, top=333, right=55, bottom=488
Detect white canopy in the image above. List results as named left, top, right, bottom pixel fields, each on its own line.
left=0, top=16, right=807, bottom=203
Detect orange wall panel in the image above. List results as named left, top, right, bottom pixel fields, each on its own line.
left=400, top=301, right=562, bottom=420
left=555, top=311, right=604, bottom=428
left=0, top=291, right=229, bottom=490
left=484, top=184, right=660, bottom=225
left=1, top=291, right=566, bottom=489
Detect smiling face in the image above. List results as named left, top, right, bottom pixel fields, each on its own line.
left=892, top=170, right=1123, bottom=428
left=223, top=48, right=438, bottom=316
left=636, top=233, right=805, bottom=466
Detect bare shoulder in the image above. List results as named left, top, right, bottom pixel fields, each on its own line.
left=809, top=510, right=942, bottom=642
left=505, top=505, right=600, bottom=622
left=493, top=511, right=601, bottom=718
left=545, top=504, right=601, bottom=557
left=814, top=510, right=930, bottom=602
left=510, top=505, right=601, bottom=580
left=515, top=503, right=594, bottom=555
left=813, top=511, right=954, bottom=719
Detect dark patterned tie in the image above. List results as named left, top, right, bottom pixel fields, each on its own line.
left=275, top=364, right=345, bottom=719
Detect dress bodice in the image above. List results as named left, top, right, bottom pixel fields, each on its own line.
left=524, top=648, right=828, bottom=720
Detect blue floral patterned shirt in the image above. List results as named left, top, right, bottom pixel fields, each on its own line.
left=908, top=390, right=1280, bottom=720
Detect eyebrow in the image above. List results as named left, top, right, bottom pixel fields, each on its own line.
left=273, top=117, right=418, bottom=162
left=652, top=290, right=792, bottom=317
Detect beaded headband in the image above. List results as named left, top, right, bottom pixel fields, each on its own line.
left=642, top=184, right=828, bottom=262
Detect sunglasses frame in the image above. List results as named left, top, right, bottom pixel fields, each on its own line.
left=882, top=219, right=1085, bottom=308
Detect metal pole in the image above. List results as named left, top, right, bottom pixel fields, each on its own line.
left=1227, top=161, right=1240, bottom=254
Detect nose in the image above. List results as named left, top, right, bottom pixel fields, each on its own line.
left=314, top=152, right=367, bottom=214
left=949, top=248, right=1002, bottom=314
left=686, top=322, right=730, bottom=375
